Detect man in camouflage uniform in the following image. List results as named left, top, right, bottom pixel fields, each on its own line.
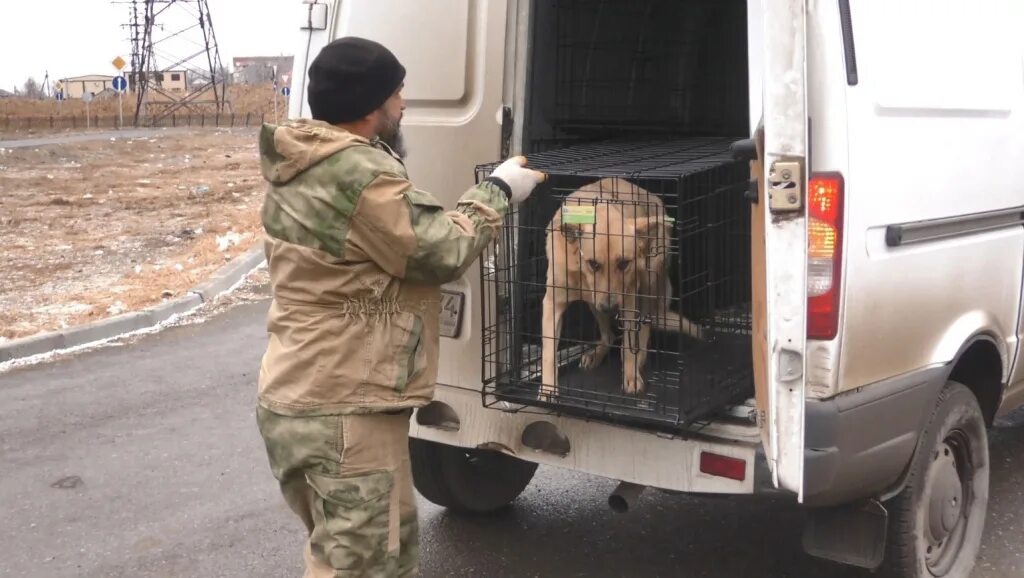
left=254, top=37, right=544, bottom=577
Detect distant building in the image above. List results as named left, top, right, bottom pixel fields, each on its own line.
left=63, top=75, right=116, bottom=99
left=0, top=89, right=14, bottom=98
left=127, top=69, right=189, bottom=94
left=232, top=56, right=293, bottom=86
left=158, top=70, right=189, bottom=93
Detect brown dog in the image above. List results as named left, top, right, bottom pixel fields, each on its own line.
left=539, top=177, right=703, bottom=399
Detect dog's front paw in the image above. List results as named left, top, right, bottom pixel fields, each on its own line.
left=580, top=346, right=609, bottom=370
left=623, top=372, right=645, bottom=395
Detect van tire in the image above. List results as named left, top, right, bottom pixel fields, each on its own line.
left=409, top=438, right=538, bottom=514
left=880, top=381, right=989, bottom=578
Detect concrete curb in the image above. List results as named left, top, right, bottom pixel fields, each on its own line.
left=0, top=244, right=266, bottom=365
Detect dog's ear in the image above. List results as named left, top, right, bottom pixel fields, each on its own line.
left=632, top=216, right=654, bottom=234
left=632, top=216, right=666, bottom=256
left=560, top=222, right=582, bottom=244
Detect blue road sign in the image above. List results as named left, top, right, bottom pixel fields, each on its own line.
left=112, top=76, right=128, bottom=92
left=281, top=86, right=291, bottom=97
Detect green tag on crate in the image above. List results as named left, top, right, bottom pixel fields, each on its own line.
left=562, top=205, right=596, bottom=225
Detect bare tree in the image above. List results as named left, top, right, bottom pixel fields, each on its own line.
left=23, top=77, right=43, bottom=99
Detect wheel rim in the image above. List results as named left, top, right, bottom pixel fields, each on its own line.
left=922, top=430, right=974, bottom=576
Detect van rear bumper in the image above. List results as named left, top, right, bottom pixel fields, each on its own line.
left=412, top=385, right=763, bottom=496
left=803, top=366, right=948, bottom=507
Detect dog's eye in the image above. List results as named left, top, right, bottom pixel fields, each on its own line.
left=617, top=259, right=632, bottom=271
left=587, top=259, right=602, bottom=272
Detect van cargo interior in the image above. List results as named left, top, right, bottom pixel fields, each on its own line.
left=480, top=0, right=754, bottom=432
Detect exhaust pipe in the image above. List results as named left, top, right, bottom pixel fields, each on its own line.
left=608, top=481, right=646, bottom=513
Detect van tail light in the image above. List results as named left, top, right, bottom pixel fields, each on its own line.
left=807, top=173, right=844, bottom=340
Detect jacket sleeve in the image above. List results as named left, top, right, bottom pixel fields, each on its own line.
left=346, top=172, right=510, bottom=285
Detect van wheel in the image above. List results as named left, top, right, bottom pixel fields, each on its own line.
left=880, top=381, right=989, bottom=578
left=409, top=438, right=538, bottom=514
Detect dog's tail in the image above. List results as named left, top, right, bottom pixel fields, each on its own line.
left=649, top=310, right=705, bottom=341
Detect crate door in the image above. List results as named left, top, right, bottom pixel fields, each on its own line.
left=756, top=0, right=809, bottom=500
left=334, top=0, right=509, bottom=389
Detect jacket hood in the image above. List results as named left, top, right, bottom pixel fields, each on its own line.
left=259, top=119, right=367, bottom=185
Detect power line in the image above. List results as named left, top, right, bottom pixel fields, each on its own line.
left=116, top=0, right=229, bottom=125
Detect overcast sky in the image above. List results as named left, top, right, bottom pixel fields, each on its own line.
left=0, top=0, right=297, bottom=91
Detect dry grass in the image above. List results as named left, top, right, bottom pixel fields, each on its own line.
left=0, top=127, right=266, bottom=341
left=0, top=84, right=284, bottom=118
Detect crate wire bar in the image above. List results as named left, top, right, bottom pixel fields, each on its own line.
left=479, top=138, right=754, bottom=432
left=543, top=0, right=749, bottom=138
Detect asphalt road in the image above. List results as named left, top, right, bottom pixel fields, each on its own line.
left=1, top=295, right=1022, bottom=578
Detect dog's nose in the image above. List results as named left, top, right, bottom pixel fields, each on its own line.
left=598, top=301, right=619, bottom=314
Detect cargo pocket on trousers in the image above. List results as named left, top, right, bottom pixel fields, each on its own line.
left=305, top=469, right=395, bottom=572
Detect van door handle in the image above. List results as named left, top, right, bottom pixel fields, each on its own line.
left=728, top=139, right=759, bottom=203
left=500, top=106, right=513, bottom=159
left=730, top=138, right=757, bottom=162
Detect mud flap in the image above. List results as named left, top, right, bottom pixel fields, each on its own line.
left=802, top=499, right=888, bottom=570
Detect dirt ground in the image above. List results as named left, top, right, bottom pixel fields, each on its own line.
left=0, top=127, right=266, bottom=342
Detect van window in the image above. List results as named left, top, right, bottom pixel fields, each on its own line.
left=862, top=1, right=1019, bottom=112
left=338, top=0, right=469, bottom=101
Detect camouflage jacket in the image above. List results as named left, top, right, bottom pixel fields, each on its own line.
left=256, top=119, right=508, bottom=415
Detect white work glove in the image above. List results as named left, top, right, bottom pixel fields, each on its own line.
left=488, top=156, right=546, bottom=204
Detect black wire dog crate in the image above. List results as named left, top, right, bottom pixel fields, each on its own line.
left=479, top=138, right=754, bottom=431
left=531, top=0, right=749, bottom=141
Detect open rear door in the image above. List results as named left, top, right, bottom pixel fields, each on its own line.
left=327, top=0, right=509, bottom=391
left=752, top=0, right=808, bottom=499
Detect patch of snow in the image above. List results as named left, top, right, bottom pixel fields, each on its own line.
left=216, top=231, right=243, bottom=252
left=107, top=301, right=127, bottom=315
left=34, top=302, right=93, bottom=315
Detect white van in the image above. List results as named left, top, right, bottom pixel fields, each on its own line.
left=288, top=1, right=1024, bottom=575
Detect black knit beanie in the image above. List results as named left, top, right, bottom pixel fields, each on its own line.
left=307, top=37, right=406, bottom=124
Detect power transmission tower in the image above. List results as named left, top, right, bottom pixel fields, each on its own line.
left=40, top=71, right=52, bottom=99
left=117, top=0, right=230, bottom=126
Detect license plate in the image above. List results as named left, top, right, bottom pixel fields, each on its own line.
left=439, top=290, right=464, bottom=338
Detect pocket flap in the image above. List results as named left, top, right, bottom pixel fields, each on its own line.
left=403, top=188, right=445, bottom=210
left=305, top=469, right=394, bottom=507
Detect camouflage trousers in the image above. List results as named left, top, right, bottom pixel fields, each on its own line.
left=256, top=406, right=418, bottom=577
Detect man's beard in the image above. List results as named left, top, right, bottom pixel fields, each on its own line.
left=378, top=113, right=407, bottom=159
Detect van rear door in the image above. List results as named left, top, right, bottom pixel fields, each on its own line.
left=328, top=0, right=510, bottom=389
left=752, top=0, right=809, bottom=499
